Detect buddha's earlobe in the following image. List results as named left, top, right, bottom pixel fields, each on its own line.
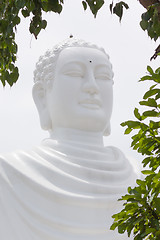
left=104, top=123, right=111, bottom=136
left=39, top=109, right=52, bottom=130
left=32, top=82, right=52, bottom=130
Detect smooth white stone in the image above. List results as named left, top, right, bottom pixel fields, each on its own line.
left=0, top=39, right=140, bottom=240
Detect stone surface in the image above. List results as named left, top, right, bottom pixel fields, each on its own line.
left=0, top=38, right=140, bottom=240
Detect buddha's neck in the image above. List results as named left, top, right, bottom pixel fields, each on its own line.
left=49, top=127, right=104, bottom=147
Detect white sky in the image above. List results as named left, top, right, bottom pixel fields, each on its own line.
left=0, top=0, right=159, bottom=163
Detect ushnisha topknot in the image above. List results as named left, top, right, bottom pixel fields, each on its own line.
left=33, top=38, right=114, bottom=84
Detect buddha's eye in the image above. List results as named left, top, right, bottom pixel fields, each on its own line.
left=95, top=74, right=110, bottom=80
left=63, top=71, right=83, bottom=77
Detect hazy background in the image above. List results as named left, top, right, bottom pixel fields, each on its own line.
left=0, top=0, right=159, bottom=163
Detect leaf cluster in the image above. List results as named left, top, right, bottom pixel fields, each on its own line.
left=140, top=3, right=160, bottom=41
left=0, top=0, right=64, bottom=86
left=0, top=0, right=110, bottom=86
left=82, top=0, right=104, bottom=17
left=109, top=1, right=129, bottom=21
left=1, top=0, right=160, bottom=87
left=110, top=66, right=160, bottom=240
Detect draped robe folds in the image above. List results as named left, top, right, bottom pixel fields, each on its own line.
left=0, top=139, right=139, bottom=240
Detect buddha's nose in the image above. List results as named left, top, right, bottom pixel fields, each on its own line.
left=82, top=74, right=99, bottom=95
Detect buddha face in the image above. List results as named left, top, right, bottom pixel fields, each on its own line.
left=45, top=47, right=113, bottom=133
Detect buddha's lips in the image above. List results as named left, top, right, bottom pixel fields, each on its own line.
left=79, top=99, right=102, bottom=107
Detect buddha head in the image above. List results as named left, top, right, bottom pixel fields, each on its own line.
left=33, top=38, right=114, bottom=136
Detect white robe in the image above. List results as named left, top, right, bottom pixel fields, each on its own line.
left=0, top=139, right=139, bottom=240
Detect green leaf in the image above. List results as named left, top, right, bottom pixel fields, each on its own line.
left=149, top=120, right=160, bottom=129
left=121, top=194, right=137, bottom=201
left=118, top=223, right=127, bottom=234
left=150, top=84, right=157, bottom=90
left=147, top=65, right=154, bottom=75
left=124, top=128, right=132, bottom=134
left=10, top=66, right=19, bottom=84
left=143, top=89, right=160, bottom=99
left=142, top=157, right=152, bottom=167
left=109, top=2, right=113, bottom=13
left=125, top=202, right=138, bottom=211
left=154, top=198, right=160, bottom=212
left=86, top=0, right=104, bottom=17
left=125, top=120, right=141, bottom=129
left=140, top=19, right=148, bottom=30
left=141, top=170, right=155, bottom=175
left=155, top=92, right=160, bottom=100
left=139, top=75, right=152, bottom=81
left=143, top=110, right=159, bottom=117
left=155, top=67, right=160, bottom=74
left=15, top=0, right=26, bottom=9
left=47, top=0, right=63, bottom=13
left=136, top=179, right=144, bottom=186
left=113, top=2, right=124, bottom=21
left=121, top=122, right=127, bottom=127
left=140, top=98, right=157, bottom=108
left=21, top=9, right=30, bottom=18
left=134, top=108, right=141, bottom=120
left=142, top=11, right=152, bottom=21
left=29, top=23, right=35, bottom=34
left=26, top=1, right=35, bottom=12
left=134, top=234, right=143, bottom=240
left=41, top=20, right=47, bottom=29
left=139, top=101, right=148, bottom=106
left=111, top=1, right=129, bottom=21
left=82, top=1, right=87, bottom=10
left=110, top=221, right=118, bottom=230
left=13, top=16, right=20, bottom=26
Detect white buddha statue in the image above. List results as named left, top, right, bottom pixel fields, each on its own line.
left=0, top=38, right=139, bottom=240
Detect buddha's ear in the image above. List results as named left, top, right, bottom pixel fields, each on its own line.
left=32, top=82, right=52, bottom=130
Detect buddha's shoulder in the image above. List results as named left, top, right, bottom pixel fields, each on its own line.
left=0, top=150, right=28, bottom=163
left=0, top=144, right=49, bottom=169
left=0, top=148, right=40, bottom=186
left=0, top=149, right=37, bottom=173
left=104, top=145, right=129, bottom=159
left=105, top=145, right=142, bottom=178
left=105, top=145, right=125, bottom=154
